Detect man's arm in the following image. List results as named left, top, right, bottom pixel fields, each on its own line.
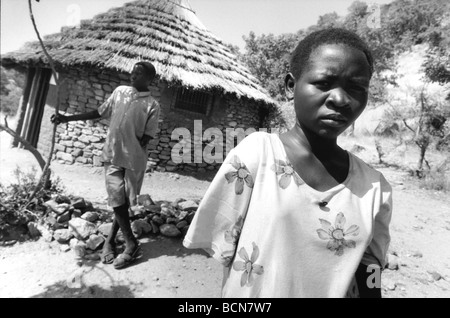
left=139, top=134, right=152, bottom=148
left=140, top=102, right=160, bottom=148
left=51, top=110, right=101, bottom=124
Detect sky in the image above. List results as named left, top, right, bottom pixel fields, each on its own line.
left=0, top=0, right=394, bottom=54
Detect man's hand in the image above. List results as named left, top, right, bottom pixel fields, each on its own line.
left=51, top=113, right=69, bottom=125
left=140, top=134, right=152, bottom=148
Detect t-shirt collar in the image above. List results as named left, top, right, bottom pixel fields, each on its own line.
left=131, top=87, right=151, bottom=98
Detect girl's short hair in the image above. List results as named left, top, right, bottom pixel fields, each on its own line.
left=135, top=61, right=156, bottom=80
left=290, top=28, right=374, bottom=79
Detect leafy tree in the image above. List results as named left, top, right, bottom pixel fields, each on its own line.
left=382, top=0, right=446, bottom=48
left=422, top=13, right=450, bottom=85
left=385, top=84, right=449, bottom=174
left=307, top=11, right=343, bottom=32
left=376, top=0, right=450, bottom=85
left=344, top=1, right=369, bottom=30
left=1, top=67, right=10, bottom=96
left=0, top=67, right=25, bottom=116
left=224, top=42, right=242, bottom=59
left=241, top=31, right=303, bottom=101
left=237, top=0, right=450, bottom=148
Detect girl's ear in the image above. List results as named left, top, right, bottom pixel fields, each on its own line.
left=284, top=73, right=295, bottom=100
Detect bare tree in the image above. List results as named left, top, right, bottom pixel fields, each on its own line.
left=0, top=0, right=63, bottom=211
left=385, top=84, right=449, bottom=176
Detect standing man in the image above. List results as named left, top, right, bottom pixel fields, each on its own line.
left=52, top=61, right=160, bottom=269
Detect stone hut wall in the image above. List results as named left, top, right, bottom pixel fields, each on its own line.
left=39, top=67, right=268, bottom=172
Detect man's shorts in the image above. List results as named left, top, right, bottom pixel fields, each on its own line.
left=104, top=163, right=145, bottom=208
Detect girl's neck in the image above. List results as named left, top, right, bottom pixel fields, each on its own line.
left=287, top=123, right=342, bottom=159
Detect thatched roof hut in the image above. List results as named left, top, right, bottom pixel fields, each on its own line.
left=2, top=0, right=275, bottom=105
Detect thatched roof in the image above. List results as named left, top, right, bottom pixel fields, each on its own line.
left=1, top=0, right=276, bottom=106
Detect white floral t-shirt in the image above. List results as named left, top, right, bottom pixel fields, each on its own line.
left=183, top=132, right=392, bottom=298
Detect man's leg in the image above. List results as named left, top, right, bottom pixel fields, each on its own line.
left=102, top=164, right=138, bottom=264
left=125, top=164, right=146, bottom=214
left=113, top=203, right=138, bottom=255
left=101, top=218, right=119, bottom=263
left=101, top=164, right=122, bottom=263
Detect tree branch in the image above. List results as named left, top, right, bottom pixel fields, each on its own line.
left=23, top=0, right=62, bottom=210
left=0, top=116, right=46, bottom=171
left=28, top=0, right=59, bottom=83
left=385, top=99, right=417, bottom=133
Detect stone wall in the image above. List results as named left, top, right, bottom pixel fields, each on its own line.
left=40, top=67, right=269, bottom=172
left=36, top=104, right=56, bottom=159
left=147, top=97, right=263, bottom=173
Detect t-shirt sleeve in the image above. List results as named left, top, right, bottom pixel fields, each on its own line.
left=97, top=88, right=118, bottom=119
left=361, top=174, right=393, bottom=269
left=183, top=133, right=262, bottom=266
left=144, top=100, right=160, bottom=138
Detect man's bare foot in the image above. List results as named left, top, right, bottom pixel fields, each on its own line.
left=113, top=240, right=141, bottom=270
left=100, top=242, right=116, bottom=264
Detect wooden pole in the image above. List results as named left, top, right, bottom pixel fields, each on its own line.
left=12, top=68, right=35, bottom=147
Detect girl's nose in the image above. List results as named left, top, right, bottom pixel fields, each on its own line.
left=325, top=87, right=351, bottom=108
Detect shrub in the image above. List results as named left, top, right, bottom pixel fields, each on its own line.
left=419, top=171, right=450, bottom=192
left=0, top=166, right=65, bottom=241
left=415, top=159, right=450, bottom=192
left=0, top=67, right=25, bottom=117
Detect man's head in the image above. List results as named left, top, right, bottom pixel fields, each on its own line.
left=131, top=61, right=156, bottom=91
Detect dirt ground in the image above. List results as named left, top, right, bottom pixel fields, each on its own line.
left=1, top=129, right=450, bottom=298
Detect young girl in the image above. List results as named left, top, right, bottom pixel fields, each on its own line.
left=183, top=28, right=392, bottom=298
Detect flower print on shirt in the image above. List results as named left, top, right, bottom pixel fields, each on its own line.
left=224, top=155, right=254, bottom=195
left=225, top=216, right=244, bottom=245
left=233, top=242, right=264, bottom=287
left=316, top=212, right=360, bottom=256
left=271, top=159, right=304, bottom=189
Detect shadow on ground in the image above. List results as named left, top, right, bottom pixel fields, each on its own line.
left=112, top=235, right=211, bottom=266
left=31, top=281, right=136, bottom=298
left=162, top=169, right=217, bottom=182
left=29, top=257, right=138, bottom=298
left=29, top=236, right=213, bottom=298
left=136, top=235, right=210, bottom=261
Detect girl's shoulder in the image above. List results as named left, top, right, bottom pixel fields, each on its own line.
left=233, top=131, right=280, bottom=155
left=236, top=130, right=279, bottom=145
left=228, top=131, right=283, bottom=171
left=348, top=152, right=392, bottom=190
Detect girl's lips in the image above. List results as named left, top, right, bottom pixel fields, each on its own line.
left=320, top=118, right=348, bottom=127
left=320, top=114, right=349, bottom=127
left=321, top=113, right=348, bottom=122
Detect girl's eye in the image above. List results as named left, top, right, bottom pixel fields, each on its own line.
left=314, top=81, right=331, bottom=90
left=348, top=85, right=368, bottom=93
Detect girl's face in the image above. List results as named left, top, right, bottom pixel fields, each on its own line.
left=287, top=44, right=371, bottom=139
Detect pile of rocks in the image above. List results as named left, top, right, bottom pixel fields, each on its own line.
left=27, top=194, right=199, bottom=260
